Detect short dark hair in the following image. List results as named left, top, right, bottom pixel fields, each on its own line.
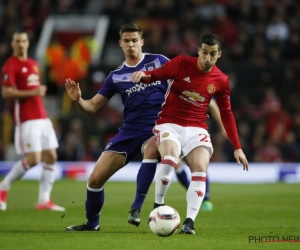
left=119, top=23, right=143, bottom=38
left=12, top=30, right=29, bottom=40
left=199, top=34, right=221, bottom=51
left=13, top=30, right=28, bottom=36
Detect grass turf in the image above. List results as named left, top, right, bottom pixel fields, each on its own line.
left=0, top=180, right=299, bottom=250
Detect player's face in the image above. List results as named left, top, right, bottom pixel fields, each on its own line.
left=197, top=44, right=221, bottom=72
left=119, top=32, right=144, bottom=58
left=11, top=33, right=29, bottom=56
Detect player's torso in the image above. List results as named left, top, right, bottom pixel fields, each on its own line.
left=172, top=67, right=223, bottom=106
left=13, top=59, right=40, bottom=90
left=160, top=61, right=225, bottom=128
left=9, top=58, right=47, bottom=123
left=111, top=54, right=168, bottom=129
left=113, top=56, right=167, bottom=106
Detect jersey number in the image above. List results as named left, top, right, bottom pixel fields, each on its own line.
left=199, top=134, right=211, bottom=142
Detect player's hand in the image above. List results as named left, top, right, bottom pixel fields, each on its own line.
left=65, top=78, right=81, bottom=102
left=131, top=71, right=147, bottom=83
left=234, top=149, right=248, bottom=171
left=33, top=85, right=47, bottom=97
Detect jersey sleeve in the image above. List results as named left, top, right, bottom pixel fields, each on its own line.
left=214, top=77, right=241, bottom=149
left=1, top=61, right=15, bottom=87
left=98, top=74, right=116, bottom=100
left=143, top=55, right=181, bottom=83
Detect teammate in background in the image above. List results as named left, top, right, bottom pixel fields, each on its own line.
left=0, top=31, right=65, bottom=212
left=131, top=34, right=248, bottom=234
left=64, top=23, right=182, bottom=231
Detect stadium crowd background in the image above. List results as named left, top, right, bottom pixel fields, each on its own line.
left=0, top=0, right=300, bottom=163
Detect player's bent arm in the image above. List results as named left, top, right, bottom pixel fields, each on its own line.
left=132, top=56, right=180, bottom=83
left=2, top=86, right=36, bottom=99
left=75, top=93, right=108, bottom=114
left=209, top=99, right=227, bottom=136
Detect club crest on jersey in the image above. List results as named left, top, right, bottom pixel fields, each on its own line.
left=182, top=91, right=205, bottom=102
left=144, top=62, right=156, bottom=71
left=3, top=74, right=8, bottom=81
left=33, top=65, right=39, bottom=73
left=207, top=84, right=216, bottom=94
left=162, top=133, right=169, bottom=138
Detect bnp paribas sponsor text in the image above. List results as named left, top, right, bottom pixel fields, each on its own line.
left=249, top=235, right=300, bottom=243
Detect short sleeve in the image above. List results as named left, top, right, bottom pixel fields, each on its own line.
left=1, top=61, right=15, bottom=87
left=98, top=74, right=116, bottom=100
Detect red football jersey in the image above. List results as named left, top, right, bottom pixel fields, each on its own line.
left=143, top=55, right=241, bottom=149
left=1, top=56, right=48, bottom=124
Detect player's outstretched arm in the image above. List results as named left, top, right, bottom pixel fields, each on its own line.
left=65, top=78, right=108, bottom=113
left=234, top=149, right=248, bottom=171
left=2, top=85, right=47, bottom=99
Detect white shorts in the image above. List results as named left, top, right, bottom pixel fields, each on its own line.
left=153, top=123, right=213, bottom=158
left=14, top=118, right=59, bottom=154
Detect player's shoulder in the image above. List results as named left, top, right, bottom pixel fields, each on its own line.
left=2, top=56, right=17, bottom=67
left=27, top=58, right=38, bottom=65
left=144, top=52, right=169, bottom=61
left=213, top=65, right=228, bottom=81
left=104, top=62, right=126, bottom=81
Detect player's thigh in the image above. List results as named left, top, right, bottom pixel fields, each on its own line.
left=41, top=148, right=57, bottom=164
left=153, top=124, right=181, bottom=158
left=184, top=146, right=210, bottom=173
left=15, top=121, right=43, bottom=154
left=88, top=151, right=126, bottom=188
left=41, top=119, right=59, bottom=151
left=182, top=127, right=213, bottom=158
left=142, top=135, right=160, bottom=159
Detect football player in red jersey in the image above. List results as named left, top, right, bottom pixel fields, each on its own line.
left=131, top=34, right=248, bottom=234
left=0, top=31, right=65, bottom=212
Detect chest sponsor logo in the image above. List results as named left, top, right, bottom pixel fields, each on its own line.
left=27, top=74, right=40, bottom=86
left=182, top=91, right=205, bottom=102
left=207, top=84, right=216, bottom=94
left=180, top=91, right=205, bottom=107
left=125, top=81, right=162, bottom=96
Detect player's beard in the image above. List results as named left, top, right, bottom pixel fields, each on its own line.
left=202, top=60, right=214, bottom=72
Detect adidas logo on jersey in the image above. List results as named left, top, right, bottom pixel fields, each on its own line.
left=183, top=77, right=190, bottom=82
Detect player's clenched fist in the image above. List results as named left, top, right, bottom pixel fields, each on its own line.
left=131, top=71, right=147, bottom=83
left=65, top=78, right=81, bottom=102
